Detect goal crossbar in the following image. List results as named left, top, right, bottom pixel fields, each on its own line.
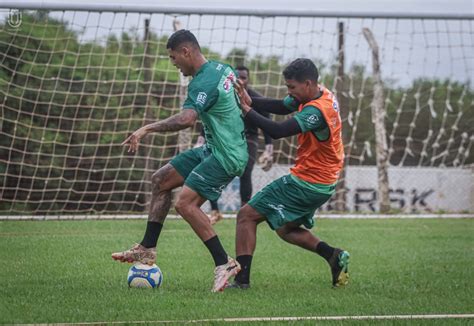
left=2, top=1, right=474, bottom=19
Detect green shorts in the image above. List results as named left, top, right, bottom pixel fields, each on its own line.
left=248, top=174, right=334, bottom=230
left=170, top=146, right=235, bottom=201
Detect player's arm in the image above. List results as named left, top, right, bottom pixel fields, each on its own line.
left=247, top=88, right=273, bottom=143
left=259, top=120, right=274, bottom=171
left=248, top=88, right=275, bottom=170
left=122, top=109, right=198, bottom=153
left=194, top=124, right=206, bottom=148
left=243, top=105, right=328, bottom=140
left=251, top=97, right=294, bottom=115
left=243, top=109, right=301, bottom=139
left=234, top=80, right=298, bottom=115
left=236, top=82, right=298, bottom=139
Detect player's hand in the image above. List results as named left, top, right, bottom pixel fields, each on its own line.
left=234, top=79, right=252, bottom=107
left=122, top=127, right=148, bottom=153
left=259, top=144, right=273, bottom=172
left=193, top=135, right=206, bottom=148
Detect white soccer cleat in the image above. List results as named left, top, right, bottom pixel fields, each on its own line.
left=111, top=243, right=156, bottom=265
left=212, top=257, right=241, bottom=292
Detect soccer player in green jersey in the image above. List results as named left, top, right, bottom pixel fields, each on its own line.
left=112, top=30, right=248, bottom=292
left=230, top=58, right=350, bottom=290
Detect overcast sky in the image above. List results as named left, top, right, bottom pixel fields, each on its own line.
left=2, top=0, right=473, bottom=86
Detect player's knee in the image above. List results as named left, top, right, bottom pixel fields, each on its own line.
left=174, top=193, right=198, bottom=217
left=236, top=205, right=253, bottom=224
left=276, top=225, right=290, bottom=240
left=151, top=170, right=163, bottom=187
left=151, top=167, right=170, bottom=193
left=174, top=198, right=187, bottom=216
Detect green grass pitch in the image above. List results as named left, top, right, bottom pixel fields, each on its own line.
left=0, top=218, right=472, bottom=325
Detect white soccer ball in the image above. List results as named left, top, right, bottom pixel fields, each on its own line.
left=127, top=263, right=163, bottom=289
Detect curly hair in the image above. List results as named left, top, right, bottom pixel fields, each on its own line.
left=283, top=58, right=319, bottom=83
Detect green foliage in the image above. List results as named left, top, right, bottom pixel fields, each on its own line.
left=1, top=13, right=180, bottom=213
left=1, top=13, right=472, bottom=214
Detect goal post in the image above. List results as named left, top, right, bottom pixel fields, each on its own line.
left=362, top=27, right=390, bottom=213
left=0, top=4, right=473, bottom=216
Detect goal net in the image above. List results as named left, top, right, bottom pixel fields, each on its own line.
left=1, top=7, right=473, bottom=215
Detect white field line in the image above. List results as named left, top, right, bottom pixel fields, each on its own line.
left=20, top=314, right=474, bottom=325
left=1, top=213, right=473, bottom=220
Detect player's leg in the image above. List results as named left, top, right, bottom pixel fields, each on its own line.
left=242, top=174, right=350, bottom=287
left=275, top=221, right=320, bottom=250
left=176, top=155, right=240, bottom=292
left=275, top=223, right=350, bottom=287
left=111, top=164, right=184, bottom=264
left=228, top=204, right=266, bottom=289
left=175, top=186, right=215, bottom=240
left=112, top=147, right=205, bottom=264
left=239, top=136, right=258, bottom=206
left=270, top=175, right=350, bottom=288
left=229, top=176, right=293, bottom=290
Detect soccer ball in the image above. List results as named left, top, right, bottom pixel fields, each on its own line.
left=127, top=263, right=163, bottom=289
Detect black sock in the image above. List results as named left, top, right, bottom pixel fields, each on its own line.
left=210, top=200, right=219, bottom=211
left=315, top=241, right=335, bottom=262
left=235, top=255, right=253, bottom=284
left=140, top=221, right=163, bottom=248
left=204, top=236, right=228, bottom=266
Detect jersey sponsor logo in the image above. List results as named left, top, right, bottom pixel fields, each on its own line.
left=222, top=72, right=236, bottom=93
left=196, top=92, right=207, bottom=105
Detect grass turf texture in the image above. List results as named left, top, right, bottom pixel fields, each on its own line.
left=0, top=218, right=472, bottom=325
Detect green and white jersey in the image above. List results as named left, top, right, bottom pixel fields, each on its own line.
left=183, top=61, right=248, bottom=176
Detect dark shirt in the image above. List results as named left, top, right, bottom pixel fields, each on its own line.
left=244, top=88, right=272, bottom=144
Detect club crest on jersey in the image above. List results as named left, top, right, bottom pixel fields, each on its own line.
left=223, top=72, right=235, bottom=93
left=308, top=114, right=319, bottom=125
left=196, top=92, right=207, bottom=105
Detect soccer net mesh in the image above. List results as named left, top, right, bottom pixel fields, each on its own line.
left=0, top=8, right=473, bottom=215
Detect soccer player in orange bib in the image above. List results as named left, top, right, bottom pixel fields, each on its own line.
left=230, top=58, right=350, bottom=290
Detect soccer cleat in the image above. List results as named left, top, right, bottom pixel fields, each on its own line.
left=208, top=210, right=224, bottom=225
left=111, top=243, right=156, bottom=265
left=212, top=257, right=241, bottom=292
left=329, top=249, right=350, bottom=287
left=225, top=280, right=250, bottom=290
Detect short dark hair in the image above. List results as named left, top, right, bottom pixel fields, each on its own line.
left=166, top=29, right=201, bottom=51
left=235, top=65, right=249, bottom=74
left=283, top=58, right=319, bottom=83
